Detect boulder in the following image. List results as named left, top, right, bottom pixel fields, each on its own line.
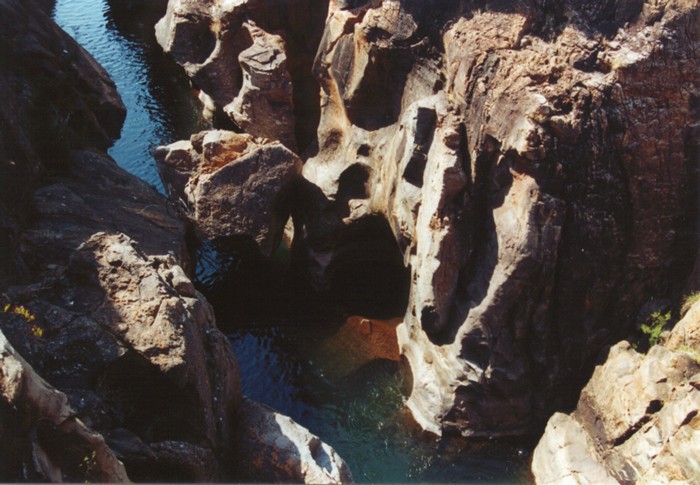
left=296, top=0, right=700, bottom=437
left=1, top=233, right=241, bottom=481
left=532, top=301, right=700, bottom=483
left=236, top=398, right=353, bottom=484
left=154, top=130, right=302, bottom=256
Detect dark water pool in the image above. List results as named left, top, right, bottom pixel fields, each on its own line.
left=52, top=1, right=532, bottom=482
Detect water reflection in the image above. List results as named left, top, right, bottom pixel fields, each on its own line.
left=53, top=0, right=208, bottom=192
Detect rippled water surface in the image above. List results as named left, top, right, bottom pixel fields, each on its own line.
left=52, top=1, right=532, bottom=482
left=53, top=0, right=208, bottom=191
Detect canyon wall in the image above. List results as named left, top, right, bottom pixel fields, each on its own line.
left=302, top=0, right=700, bottom=437
left=157, top=0, right=699, bottom=440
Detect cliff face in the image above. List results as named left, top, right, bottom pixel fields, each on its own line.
left=155, top=0, right=699, bottom=439
left=0, top=1, right=353, bottom=481
left=302, top=0, right=699, bottom=437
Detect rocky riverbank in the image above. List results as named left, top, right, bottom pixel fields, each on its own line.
left=0, top=0, right=350, bottom=482
left=2, top=0, right=699, bottom=482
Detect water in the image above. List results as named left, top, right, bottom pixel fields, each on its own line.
left=51, top=1, right=532, bottom=482
left=53, top=0, right=209, bottom=192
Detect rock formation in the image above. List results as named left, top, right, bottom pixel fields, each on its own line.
left=0, top=0, right=351, bottom=482
left=154, top=0, right=329, bottom=152
left=154, top=0, right=699, bottom=442
left=236, top=398, right=354, bottom=484
left=294, top=0, right=700, bottom=438
left=532, top=299, right=700, bottom=484
left=154, top=129, right=303, bottom=256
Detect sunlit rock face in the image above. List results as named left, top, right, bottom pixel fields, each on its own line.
left=532, top=300, right=700, bottom=484
left=154, top=130, right=303, bottom=256
left=154, top=0, right=329, bottom=152
left=297, top=0, right=700, bottom=437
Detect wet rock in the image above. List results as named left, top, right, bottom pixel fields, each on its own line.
left=236, top=398, right=354, bottom=484
left=154, top=130, right=302, bottom=256
left=532, top=301, right=700, bottom=484
left=155, top=0, right=328, bottom=151
left=295, top=0, right=700, bottom=438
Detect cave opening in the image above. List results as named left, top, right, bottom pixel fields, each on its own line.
left=326, top=214, right=411, bottom=319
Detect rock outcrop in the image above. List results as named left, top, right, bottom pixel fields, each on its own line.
left=154, top=129, right=303, bottom=256
left=236, top=398, right=354, bottom=484
left=154, top=0, right=329, bottom=152
left=293, top=0, right=700, bottom=437
left=532, top=300, right=700, bottom=484
left=0, top=0, right=126, bottom=287
left=1, top=233, right=240, bottom=481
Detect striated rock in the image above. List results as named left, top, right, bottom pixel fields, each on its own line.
left=155, top=0, right=328, bottom=151
left=532, top=301, right=700, bottom=484
left=297, top=0, right=700, bottom=437
left=154, top=130, right=302, bottom=256
left=236, top=398, right=354, bottom=484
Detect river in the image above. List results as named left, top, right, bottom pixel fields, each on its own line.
left=52, top=0, right=531, bottom=482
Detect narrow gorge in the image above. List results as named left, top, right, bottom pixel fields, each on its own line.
left=0, top=0, right=698, bottom=483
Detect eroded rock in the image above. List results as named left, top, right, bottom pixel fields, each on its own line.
left=155, top=0, right=328, bottom=151
left=236, top=398, right=354, bottom=484
left=154, top=130, right=302, bottom=256
left=532, top=300, right=700, bottom=484
left=297, top=0, right=700, bottom=437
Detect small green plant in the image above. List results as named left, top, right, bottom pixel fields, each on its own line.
left=640, top=310, right=671, bottom=347
left=2, top=304, right=43, bottom=337
left=680, top=292, right=700, bottom=317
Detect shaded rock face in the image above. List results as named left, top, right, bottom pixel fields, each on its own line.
left=532, top=300, right=700, bottom=484
left=1, top=233, right=241, bottom=481
left=0, top=0, right=126, bottom=286
left=236, top=398, right=354, bottom=484
left=154, top=130, right=303, bottom=256
left=155, top=0, right=329, bottom=152
left=298, top=0, right=700, bottom=436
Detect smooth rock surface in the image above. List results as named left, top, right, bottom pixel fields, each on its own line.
left=154, top=130, right=303, bottom=256
left=236, top=398, right=354, bottom=484
left=297, top=0, right=700, bottom=437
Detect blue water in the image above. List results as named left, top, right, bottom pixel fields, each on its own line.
left=53, top=0, right=208, bottom=192
left=52, top=1, right=532, bottom=482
